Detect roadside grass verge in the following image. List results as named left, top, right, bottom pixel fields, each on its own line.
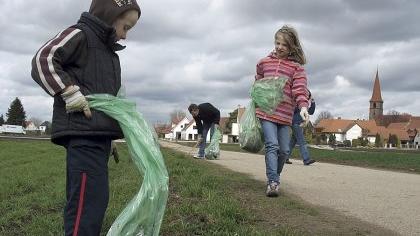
left=1, top=139, right=394, bottom=235
left=178, top=141, right=420, bottom=174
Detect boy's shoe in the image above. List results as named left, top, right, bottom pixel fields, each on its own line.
left=266, top=182, right=279, bottom=197
left=285, top=159, right=292, bottom=164
left=304, top=159, right=316, bottom=165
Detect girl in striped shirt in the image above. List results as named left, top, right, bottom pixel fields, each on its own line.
left=255, top=25, right=310, bottom=197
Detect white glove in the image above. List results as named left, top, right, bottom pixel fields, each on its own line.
left=299, top=107, right=309, bottom=127
left=61, top=85, right=92, bottom=119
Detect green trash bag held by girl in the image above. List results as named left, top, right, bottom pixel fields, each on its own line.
left=239, top=101, right=264, bottom=153
left=250, top=76, right=287, bottom=114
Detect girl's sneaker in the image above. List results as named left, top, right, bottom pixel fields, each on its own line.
left=266, top=182, right=279, bottom=197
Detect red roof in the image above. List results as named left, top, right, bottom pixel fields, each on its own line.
left=316, top=119, right=357, bottom=133
left=407, top=116, right=420, bottom=130
left=370, top=69, right=383, bottom=102
left=154, top=124, right=172, bottom=134
left=377, top=126, right=410, bottom=141
left=171, top=115, right=186, bottom=125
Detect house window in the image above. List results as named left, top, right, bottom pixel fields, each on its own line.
left=189, top=134, right=192, bottom=139
left=181, top=125, right=183, bottom=128
left=373, top=103, right=376, bottom=108
left=193, top=126, right=197, bottom=129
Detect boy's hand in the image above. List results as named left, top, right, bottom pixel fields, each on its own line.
left=61, top=85, right=92, bottom=119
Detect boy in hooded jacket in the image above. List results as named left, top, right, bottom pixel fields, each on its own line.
left=31, top=0, right=140, bottom=235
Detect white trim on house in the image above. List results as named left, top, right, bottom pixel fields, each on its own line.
left=181, top=121, right=198, bottom=141
left=168, top=117, right=190, bottom=140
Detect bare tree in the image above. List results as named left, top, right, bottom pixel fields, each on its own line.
left=170, top=109, right=186, bottom=122
left=386, top=110, right=400, bottom=116
left=314, top=111, right=333, bottom=126
left=30, top=117, right=42, bottom=127
left=381, top=110, right=410, bottom=127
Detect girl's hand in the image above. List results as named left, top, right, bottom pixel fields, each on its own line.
left=300, top=107, right=309, bottom=126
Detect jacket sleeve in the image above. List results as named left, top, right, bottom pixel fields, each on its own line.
left=213, top=107, right=220, bottom=125
left=31, top=27, right=86, bottom=96
left=308, top=99, right=316, bottom=115
left=291, top=65, right=309, bottom=109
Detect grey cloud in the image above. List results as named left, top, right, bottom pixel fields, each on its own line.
left=1, top=0, right=420, bottom=124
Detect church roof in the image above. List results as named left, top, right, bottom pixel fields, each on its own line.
left=370, top=69, right=383, bottom=102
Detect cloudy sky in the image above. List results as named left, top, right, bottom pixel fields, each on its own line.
left=1, top=0, right=420, bottom=125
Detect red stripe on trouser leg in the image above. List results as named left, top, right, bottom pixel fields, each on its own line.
left=73, top=172, right=87, bottom=236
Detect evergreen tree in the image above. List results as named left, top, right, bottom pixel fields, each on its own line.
left=328, top=133, right=336, bottom=146
left=6, top=97, right=26, bottom=126
left=0, top=114, right=4, bottom=125
left=374, top=133, right=382, bottom=147
left=225, top=109, right=238, bottom=134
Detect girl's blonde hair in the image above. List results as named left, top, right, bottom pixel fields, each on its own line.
left=275, top=25, right=306, bottom=65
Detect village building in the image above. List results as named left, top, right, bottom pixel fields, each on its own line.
left=315, top=69, right=420, bottom=148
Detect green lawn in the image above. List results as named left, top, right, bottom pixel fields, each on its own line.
left=0, top=139, right=395, bottom=235
left=178, top=141, right=420, bottom=174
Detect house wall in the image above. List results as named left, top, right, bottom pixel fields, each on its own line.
left=181, top=123, right=198, bottom=141
left=171, top=118, right=190, bottom=140
left=367, top=136, right=376, bottom=143
left=334, top=133, right=345, bottom=142
left=414, top=133, right=420, bottom=149
left=231, top=123, right=239, bottom=136
left=222, top=134, right=229, bottom=143
left=165, top=133, right=173, bottom=139
left=345, top=125, right=362, bottom=141
left=25, top=123, right=38, bottom=131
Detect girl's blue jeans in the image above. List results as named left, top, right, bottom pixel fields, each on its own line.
left=260, top=119, right=290, bottom=184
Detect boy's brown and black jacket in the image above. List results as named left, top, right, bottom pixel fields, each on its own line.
left=30, top=12, right=126, bottom=145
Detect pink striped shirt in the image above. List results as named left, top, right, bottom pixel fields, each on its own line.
left=254, top=52, right=309, bottom=125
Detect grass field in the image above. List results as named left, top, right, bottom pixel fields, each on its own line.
left=179, top=141, right=420, bottom=174
left=0, top=139, right=395, bottom=235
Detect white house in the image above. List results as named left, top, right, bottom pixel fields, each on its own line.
left=181, top=120, right=198, bottom=141
left=345, top=124, right=363, bottom=141
left=39, top=126, right=47, bottom=133
left=24, top=121, right=38, bottom=131
left=221, top=107, right=245, bottom=143
left=414, top=132, right=420, bottom=149
left=165, top=116, right=190, bottom=140
left=315, top=119, right=363, bottom=144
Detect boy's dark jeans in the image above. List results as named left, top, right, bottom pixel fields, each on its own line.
left=64, top=137, right=111, bottom=236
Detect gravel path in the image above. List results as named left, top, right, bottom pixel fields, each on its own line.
left=161, top=141, right=420, bottom=236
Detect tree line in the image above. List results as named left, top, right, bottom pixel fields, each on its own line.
left=1, top=97, right=51, bottom=134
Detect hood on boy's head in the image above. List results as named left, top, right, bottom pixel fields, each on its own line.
left=89, top=0, right=141, bottom=26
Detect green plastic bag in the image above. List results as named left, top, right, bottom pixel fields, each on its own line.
left=239, top=101, right=264, bottom=153
left=250, top=76, right=287, bottom=114
left=87, top=91, right=168, bottom=236
left=205, top=128, right=222, bottom=159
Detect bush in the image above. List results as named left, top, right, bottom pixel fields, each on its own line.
left=343, top=140, right=351, bottom=147
left=351, top=139, right=361, bottom=147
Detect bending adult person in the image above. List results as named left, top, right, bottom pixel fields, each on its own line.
left=188, top=103, right=220, bottom=159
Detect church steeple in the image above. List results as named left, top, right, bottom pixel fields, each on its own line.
left=369, top=68, right=383, bottom=120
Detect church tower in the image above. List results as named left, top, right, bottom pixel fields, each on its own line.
left=369, top=69, right=383, bottom=120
